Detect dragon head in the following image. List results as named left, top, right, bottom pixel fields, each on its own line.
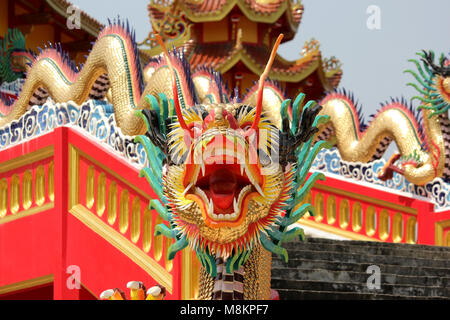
left=163, top=102, right=288, bottom=258
left=407, top=50, right=450, bottom=117
left=137, top=34, right=327, bottom=275
left=0, top=29, right=33, bottom=84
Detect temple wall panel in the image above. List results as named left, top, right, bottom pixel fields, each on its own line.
left=202, top=20, right=229, bottom=43
left=237, top=15, right=257, bottom=44
left=0, top=1, right=8, bottom=37
left=25, top=25, right=55, bottom=52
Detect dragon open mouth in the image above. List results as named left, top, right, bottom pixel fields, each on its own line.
left=183, top=139, right=265, bottom=225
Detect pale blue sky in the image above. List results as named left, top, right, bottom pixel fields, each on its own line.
left=70, top=0, right=449, bottom=121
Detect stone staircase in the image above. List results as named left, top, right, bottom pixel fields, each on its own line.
left=271, top=238, right=450, bottom=300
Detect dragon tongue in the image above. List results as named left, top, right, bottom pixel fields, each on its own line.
left=209, top=168, right=237, bottom=210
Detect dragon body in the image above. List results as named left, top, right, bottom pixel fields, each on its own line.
left=1, top=20, right=449, bottom=299
left=316, top=51, right=450, bottom=185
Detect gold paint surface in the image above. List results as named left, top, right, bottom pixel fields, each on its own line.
left=154, top=216, right=164, bottom=262
left=0, top=275, right=54, bottom=295
left=10, top=175, right=20, bottom=215
left=22, top=170, right=33, bottom=210
left=435, top=220, right=450, bottom=246
left=0, top=179, right=7, bottom=218
left=86, top=166, right=95, bottom=209
left=35, top=165, right=46, bottom=207
left=326, top=195, right=336, bottom=225
left=131, top=197, right=141, bottom=243
left=0, top=202, right=54, bottom=225
left=164, top=237, right=174, bottom=272
left=0, top=146, right=53, bottom=175
left=365, top=206, right=376, bottom=237
left=48, top=161, right=54, bottom=202
left=339, top=199, right=349, bottom=229
left=107, top=182, right=117, bottom=225
left=352, top=202, right=362, bottom=232
left=96, top=173, right=106, bottom=217
left=142, top=208, right=152, bottom=253
left=119, top=189, right=129, bottom=234
left=392, top=213, right=403, bottom=243
left=297, top=219, right=379, bottom=242
left=406, top=217, right=417, bottom=244
left=378, top=209, right=389, bottom=241
left=314, top=193, right=324, bottom=222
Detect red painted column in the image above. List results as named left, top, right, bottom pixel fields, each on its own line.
left=416, top=200, right=436, bottom=245
left=52, top=127, right=80, bottom=300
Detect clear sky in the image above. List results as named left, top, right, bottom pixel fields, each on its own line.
left=70, top=0, right=449, bottom=120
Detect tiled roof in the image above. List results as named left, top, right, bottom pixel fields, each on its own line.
left=45, top=0, right=104, bottom=36
left=184, top=0, right=229, bottom=13
left=244, top=0, right=285, bottom=14
left=148, top=1, right=304, bottom=41
left=179, top=0, right=301, bottom=27
left=188, top=41, right=340, bottom=88
left=183, top=0, right=285, bottom=14
left=190, top=42, right=235, bottom=68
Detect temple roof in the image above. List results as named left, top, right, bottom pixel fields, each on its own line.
left=188, top=41, right=342, bottom=89
left=45, top=0, right=104, bottom=36
left=149, top=0, right=303, bottom=37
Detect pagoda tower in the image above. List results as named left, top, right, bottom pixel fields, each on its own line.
left=142, top=0, right=342, bottom=100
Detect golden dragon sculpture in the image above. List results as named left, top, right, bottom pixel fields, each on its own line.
left=0, top=21, right=449, bottom=300
left=317, top=52, right=450, bottom=185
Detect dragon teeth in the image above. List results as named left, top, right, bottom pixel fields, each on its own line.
left=208, top=197, right=214, bottom=215
left=193, top=183, right=256, bottom=222
left=201, top=161, right=206, bottom=177
left=241, top=163, right=265, bottom=198
left=192, top=166, right=200, bottom=185
left=182, top=183, right=193, bottom=197
left=254, top=183, right=265, bottom=197
left=233, top=196, right=239, bottom=214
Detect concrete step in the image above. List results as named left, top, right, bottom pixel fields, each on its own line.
left=271, top=257, right=450, bottom=278
left=277, top=249, right=450, bottom=268
left=295, top=237, right=450, bottom=253
left=271, top=238, right=450, bottom=299
left=275, top=289, right=449, bottom=300
left=282, top=241, right=450, bottom=260
left=271, top=278, right=449, bottom=297
left=271, top=267, right=450, bottom=287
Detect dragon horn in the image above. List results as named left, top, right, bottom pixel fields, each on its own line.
left=155, top=34, right=191, bottom=135
left=250, top=34, right=284, bottom=132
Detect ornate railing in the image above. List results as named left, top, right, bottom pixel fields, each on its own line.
left=0, top=146, right=54, bottom=224
left=297, top=171, right=449, bottom=247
